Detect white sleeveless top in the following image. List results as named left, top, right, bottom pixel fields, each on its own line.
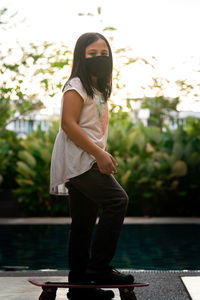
left=50, top=77, right=109, bottom=195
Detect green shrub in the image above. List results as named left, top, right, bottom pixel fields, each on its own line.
left=108, top=109, right=200, bottom=216
left=2, top=108, right=200, bottom=217
left=0, top=130, right=22, bottom=189
left=14, top=122, right=69, bottom=216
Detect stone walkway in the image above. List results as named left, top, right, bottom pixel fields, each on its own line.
left=0, top=270, right=200, bottom=300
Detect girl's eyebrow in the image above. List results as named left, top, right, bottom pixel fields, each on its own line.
left=87, top=48, right=108, bottom=52
left=87, top=48, right=97, bottom=51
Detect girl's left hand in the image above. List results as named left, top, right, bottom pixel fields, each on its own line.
left=95, top=150, right=118, bottom=175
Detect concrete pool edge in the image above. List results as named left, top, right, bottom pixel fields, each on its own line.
left=0, top=269, right=200, bottom=277
left=1, top=217, right=200, bottom=224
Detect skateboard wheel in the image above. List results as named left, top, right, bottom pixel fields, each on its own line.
left=39, top=287, right=57, bottom=300
left=119, top=287, right=137, bottom=300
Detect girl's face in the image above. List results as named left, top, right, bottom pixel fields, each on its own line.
left=85, top=38, right=109, bottom=58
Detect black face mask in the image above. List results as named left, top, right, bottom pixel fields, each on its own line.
left=85, top=56, right=112, bottom=79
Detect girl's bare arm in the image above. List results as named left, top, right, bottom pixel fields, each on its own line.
left=61, top=90, right=117, bottom=175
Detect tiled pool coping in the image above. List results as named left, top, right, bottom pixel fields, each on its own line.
left=1, top=269, right=200, bottom=276
left=0, top=217, right=200, bottom=224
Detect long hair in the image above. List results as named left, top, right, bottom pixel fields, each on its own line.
left=62, top=32, right=113, bottom=101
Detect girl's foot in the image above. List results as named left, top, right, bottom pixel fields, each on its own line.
left=85, top=266, right=134, bottom=284
left=67, top=288, right=114, bottom=300
left=68, top=270, right=114, bottom=299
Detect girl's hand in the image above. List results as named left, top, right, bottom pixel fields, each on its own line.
left=95, top=150, right=118, bottom=175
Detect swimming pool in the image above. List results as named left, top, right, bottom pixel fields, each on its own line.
left=0, top=224, right=200, bottom=270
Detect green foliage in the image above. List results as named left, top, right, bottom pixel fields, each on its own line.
left=142, top=96, right=180, bottom=129
left=1, top=108, right=200, bottom=217
left=1, top=6, right=200, bottom=217
left=0, top=40, right=71, bottom=136
left=108, top=108, right=200, bottom=216
left=0, top=130, right=22, bottom=188
left=14, top=122, right=69, bottom=216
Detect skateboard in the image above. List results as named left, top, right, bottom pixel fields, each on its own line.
left=29, top=279, right=149, bottom=300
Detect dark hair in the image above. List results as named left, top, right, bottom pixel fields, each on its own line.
left=62, top=32, right=113, bottom=101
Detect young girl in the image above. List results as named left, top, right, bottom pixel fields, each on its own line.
left=50, top=32, right=134, bottom=299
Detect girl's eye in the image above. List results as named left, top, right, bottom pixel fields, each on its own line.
left=88, top=52, right=97, bottom=56
left=87, top=51, right=109, bottom=57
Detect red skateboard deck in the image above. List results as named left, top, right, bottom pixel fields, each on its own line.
left=29, top=279, right=149, bottom=300
left=29, top=279, right=149, bottom=288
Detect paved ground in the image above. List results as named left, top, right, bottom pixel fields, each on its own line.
left=0, top=270, right=200, bottom=300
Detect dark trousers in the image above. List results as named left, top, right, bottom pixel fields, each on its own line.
left=66, top=163, right=128, bottom=274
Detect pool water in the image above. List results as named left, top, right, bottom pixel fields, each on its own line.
left=0, top=224, right=200, bottom=270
